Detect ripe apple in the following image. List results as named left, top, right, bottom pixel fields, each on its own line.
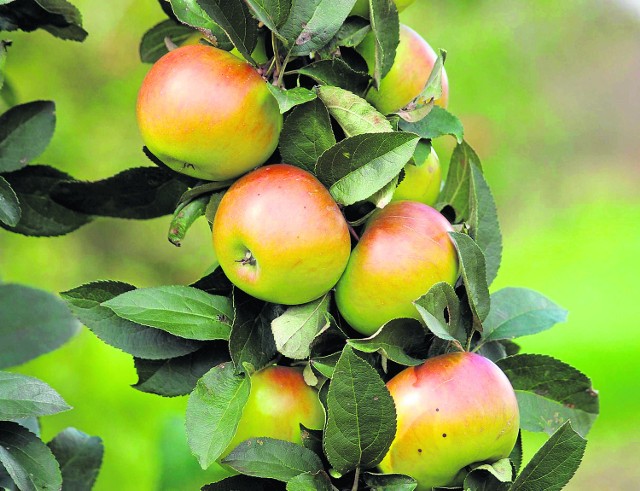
left=391, top=141, right=441, bottom=206
left=222, top=365, right=325, bottom=458
left=379, top=352, right=520, bottom=489
left=335, top=201, right=458, bottom=335
left=212, top=164, right=351, bottom=305
left=357, top=24, right=449, bottom=114
left=350, top=0, right=416, bottom=18
left=136, top=44, right=281, bottom=181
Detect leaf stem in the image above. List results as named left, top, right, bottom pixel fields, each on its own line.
left=351, top=466, right=361, bottom=491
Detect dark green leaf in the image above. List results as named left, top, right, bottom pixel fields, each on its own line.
left=286, top=471, right=334, bottom=491
left=222, top=437, right=323, bottom=481
left=368, top=0, right=399, bottom=85
left=139, top=19, right=194, bottom=63
left=510, top=431, right=523, bottom=474
left=186, top=362, right=250, bottom=469
left=0, top=175, right=20, bottom=227
left=333, top=17, right=370, bottom=48
left=47, top=428, right=103, bottom=491
left=315, top=132, right=419, bottom=206
left=482, top=288, right=568, bottom=343
left=0, top=0, right=87, bottom=41
left=317, top=85, right=392, bottom=137
left=229, top=290, right=279, bottom=374
left=0, top=101, right=55, bottom=173
left=1, top=165, right=91, bottom=236
left=449, top=232, right=490, bottom=322
left=309, top=352, right=340, bottom=379
left=202, top=475, right=275, bottom=490
left=169, top=0, right=233, bottom=51
left=497, top=354, right=599, bottom=437
left=271, top=294, right=330, bottom=360
left=510, top=422, right=586, bottom=491
left=103, top=285, right=233, bottom=341
left=399, top=106, right=463, bottom=143
left=50, top=166, right=188, bottom=219
left=190, top=268, right=233, bottom=296
left=347, top=318, right=427, bottom=366
left=438, top=141, right=482, bottom=223
left=0, top=284, right=79, bottom=369
left=61, top=281, right=201, bottom=360
left=244, top=0, right=291, bottom=33
left=323, top=345, right=396, bottom=474
left=414, top=281, right=464, bottom=346
left=0, top=421, right=61, bottom=491
left=133, top=344, right=230, bottom=397
left=364, top=472, right=417, bottom=490
left=279, top=98, right=335, bottom=173
left=195, top=0, right=258, bottom=62
left=464, top=458, right=513, bottom=491
left=267, top=85, right=317, bottom=114
left=0, top=372, right=70, bottom=419
left=204, top=191, right=224, bottom=226
left=294, top=58, right=369, bottom=95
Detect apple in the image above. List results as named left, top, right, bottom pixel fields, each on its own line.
left=136, top=44, right=281, bottom=181
left=335, top=201, right=458, bottom=335
left=222, top=365, right=325, bottom=458
left=357, top=24, right=449, bottom=114
left=379, top=352, right=520, bottom=489
left=350, top=0, right=416, bottom=18
left=212, top=164, right=351, bottom=305
left=391, top=141, right=441, bottom=206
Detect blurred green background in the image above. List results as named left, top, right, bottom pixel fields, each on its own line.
left=1, top=0, right=639, bottom=489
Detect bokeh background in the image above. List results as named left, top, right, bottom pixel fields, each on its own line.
left=1, top=0, right=639, bottom=489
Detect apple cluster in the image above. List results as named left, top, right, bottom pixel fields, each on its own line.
left=134, top=2, right=519, bottom=489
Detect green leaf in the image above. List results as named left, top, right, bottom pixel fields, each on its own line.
left=267, top=85, right=317, bottom=114
left=317, top=85, right=392, bottom=137
left=399, top=106, right=464, bottom=143
left=294, top=58, right=369, bottom=95
left=279, top=0, right=358, bottom=56
left=133, top=344, right=230, bottom=397
left=202, top=475, right=273, bottom=490
left=167, top=194, right=208, bottom=247
left=309, top=352, right=340, bottom=379
left=363, top=472, right=418, bottom=490
left=186, top=362, right=250, bottom=469
left=0, top=40, right=8, bottom=91
left=510, top=422, right=586, bottom=491
left=497, top=354, right=599, bottom=437
left=398, top=49, right=446, bottom=122
left=438, top=141, right=482, bottom=223
left=47, top=428, right=103, bottom=491
left=286, top=471, right=334, bottom=491
left=0, top=101, right=55, bottom=173
left=0, top=175, right=20, bottom=227
left=169, top=0, right=233, bottom=50
left=279, top=98, right=335, bottom=173
left=449, top=232, right=490, bottom=323
left=190, top=267, right=233, bottom=296
left=103, top=285, right=233, bottom=341
left=414, top=281, right=464, bottom=346
left=0, top=421, right=62, bottom=491
left=482, top=288, right=568, bottom=342
left=222, top=437, right=323, bottom=481
left=61, top=281, right=201, bottom=360
left=0, top=372, right=70, bottom=419
left=1, top=165, right=91, bottom=236
left=50, top=166, right=189, bottom=219
left=0, top=284, right=79, bottom=369
left=0, top=0, right=87, bottom=41
left=244, top=0, right=291, bottom=33
left=139, top=19, right=194, bottom=63
left=469, top=163, right=502, bottom=285
left=315, top=132, right=419, bottom=206
left=368, top=0, right=399, bottom=85
left=195, top=0, right=258, bottom=62
left=229, top=290, right=280, bottom=374
left=323, top=345, right=396, bottom=474
left=271, top=294, right=330, bottom=360
left=347, top=318, right=427, bottom=367
left=510, top=431, right=523, bottom=474
left=333, top=17, right=370, bottom=47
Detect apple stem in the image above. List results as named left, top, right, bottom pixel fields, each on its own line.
left=163, top=36, right=178, bottom=52
left=347, top=223, right=360, bottom=242
left=351, top=466, right=360, bottom=491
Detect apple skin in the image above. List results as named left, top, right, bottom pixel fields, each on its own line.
left=136, top=44, right=281, bottom=181
left=335, top=201, right=458, bottom=335
left=212, top=164, right=351, bottom=305
left=357, top=24, right=449, bottom=114
left=391, top=142, right=441, bottom=206
left=222, top=365, right=325, bottom=458
left=350, top=0, right=415, bottom=17
left=379, top=352, right=520, bottom=490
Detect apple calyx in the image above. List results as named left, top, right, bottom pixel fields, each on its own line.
left=236, top=250, right=256, bottom=266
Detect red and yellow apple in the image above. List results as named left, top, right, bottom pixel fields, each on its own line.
left=136, top=44, right=281, bottom=181
left=223, top=365, right=325, bottom=458
left=357, top=24, right=449, bottom=114
left=212, top=164, right=351, bottom=305
left=391, top=142, right=441, bottom=206
left=380, top=352, right=520, bottom=489
left=335, top=201, right=458, bottom=335
left=350, top=0, right=416, bottom=18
